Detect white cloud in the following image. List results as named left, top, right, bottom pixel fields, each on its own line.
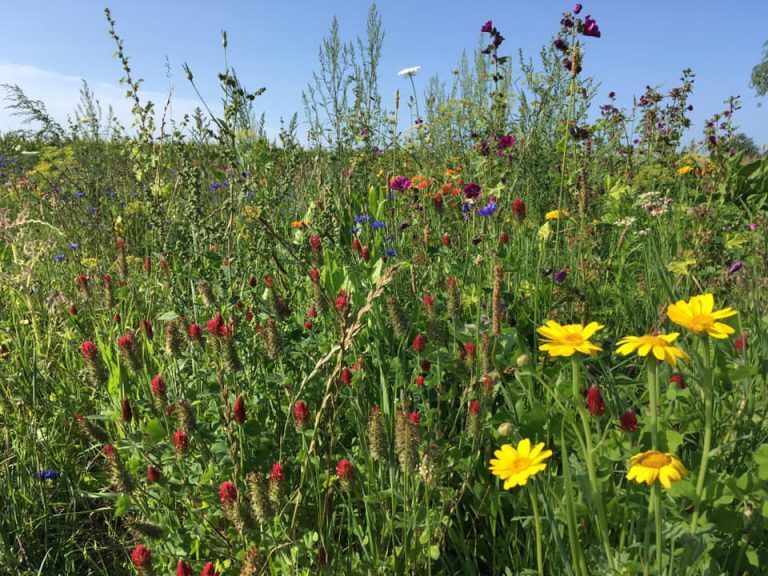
left=0, top=62, right=215, bottom=136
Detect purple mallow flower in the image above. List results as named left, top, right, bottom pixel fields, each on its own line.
left=554, top=270, right=568, bottom=284
left=481, top=20, right=493, bottom=33
left=463, top=182, right=482, bottom=200
left=389, top=176, right=412, bottom=191
left=498, top=134, right=515, bottom=149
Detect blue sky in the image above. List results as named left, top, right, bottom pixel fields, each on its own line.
left=1, top=0, right=766, bottom=147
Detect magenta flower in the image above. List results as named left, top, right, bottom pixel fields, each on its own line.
left=582, top=15, right=601, bottom=38
left=481, top=20, right=493, bottom=33
left=463, top=182, right=482, bottom=200
left=574, top=3, right=583, bottom=14
left=389, top=176, right=412, bottom=191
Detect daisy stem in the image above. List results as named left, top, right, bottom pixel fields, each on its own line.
left=653, top=484, right=663, bottom=574
left=691, top=337, right=713, bottom=531
left=648, top=359, right=659, bottom=451
left=571, top=358, right=613, bottom=569
left=529, top=483, right=544, bottom=576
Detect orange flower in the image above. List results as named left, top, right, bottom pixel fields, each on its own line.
left=291, top=220, right=309, bottom=229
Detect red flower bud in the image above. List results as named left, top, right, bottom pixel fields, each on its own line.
left=151, top=375, right=166, bottom=396
left=336, top=458, right=353, bottom=482
left=218, top=481, right=237, bottom=505
left=293, top=401, right=309, bottom=426
left=585, top=384, right=605, bottom=416
left=233, top=395, right=246, bottom=423
left=620, top=409, right=638, bottom=432
left=131, top=545, right=152, bottom=570
left=670, top=373, right=685, bottom=389
left=412, top=334, right=426, bottom=353
left=147, top=466, right=161, bottom=483
left=734, top=333, right=748, bottom=352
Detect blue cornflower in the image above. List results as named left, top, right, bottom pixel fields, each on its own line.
left=478, top=201, right=497, bottom=217
left=74, top=192, right=85, bottom=199
left=371, top=220, right=386, bottom=230
left=53, top=253, right=65, bottom=263
left=385, top=248, right=396, bottom=257
left=108, top=192, right=117, bottom=199
left=350, top=227, right=360, bottom=234
left=69, top=243, right=80, bottom=250
left=209, top=183, right=221, bottom=191
left=354, top=214, right=370, bottom=225
left=37, top=469, right=58, bottom=481
left=460, top=202, right=473, bottom=213
left=89, top=207, right=97, bottom=214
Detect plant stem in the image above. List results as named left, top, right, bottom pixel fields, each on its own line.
left=571, top=358, right=613, bottom=569
left=529, top=483, right=544, bottom=576
left=648, top=359, right=659, bottom=451
left=691, top=336, right=713, bottom=530
left=653, top=484, right=663, bottom=575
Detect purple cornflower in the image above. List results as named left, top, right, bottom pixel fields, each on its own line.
left=371, top=220, right=386, bottom=230
left=37, top=469, right=58, bottom=481
left=354, top=214, right=370, bottom=225
left=69, top=243, right=80, bottom=250
left=553, top=270, right=568, bottom=284
left=478, top=200, right=497, bottom=217
left=727, top=261, right=743, bottom=276
left=389, top=176, right=412, bottom=191
left=54, top=253, right=65, bottom=263
left=463, top=182, right=482, bottom=200
left=385, top=248, right=396, bottom=257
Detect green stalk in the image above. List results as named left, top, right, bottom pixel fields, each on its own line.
left=654, top=484, right=663, bottom=575
left=561, top=426, right=587, bottom=576
left=648, top=359, right=659, bottom=451
left=529, top=483, right=544, bottom=576
left=691, top=337, right=713, bottom=530
left=571, top=358, right=613, bottom=569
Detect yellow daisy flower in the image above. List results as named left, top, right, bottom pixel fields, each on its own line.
left=545, top=209, right=570, bottom=220
left=677, top=165, right=694, bottom=175
left=627, top=450, right=687, bottom=489
left=616, top=333, right=689, bottom=366
left=666, top=294, right=737, bottom=339
left=537, top=320, right=604, bottom=357
left=489, top=438, right=553, bottom=489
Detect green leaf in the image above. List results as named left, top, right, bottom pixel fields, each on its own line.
left=429, top=544, right=441, bottom=560
left=753, top=445, right=768, bottom=480
left=157, top=311, right=179, bottom=322
left=145, top=418, right=165, bottom=444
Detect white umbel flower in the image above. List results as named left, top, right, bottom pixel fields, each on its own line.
left=398, top=66, right=421, bottom=77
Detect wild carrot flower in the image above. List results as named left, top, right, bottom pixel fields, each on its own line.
left=666, top=294, right=737, bottom=339
left=537, top=320, right=603, bottom=357
left=616, top=333, right=689, bottom=366
left=627, top=450, right=687, bottom=489
left=397, top=66, right=421, bottom=77
left=489, top=438, right=553, bottom=489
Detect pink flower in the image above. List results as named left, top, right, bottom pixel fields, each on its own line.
left=218, top=481, right=237, bottom=506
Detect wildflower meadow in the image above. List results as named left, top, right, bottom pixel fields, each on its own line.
left=1, top=4, right=768, bottom=575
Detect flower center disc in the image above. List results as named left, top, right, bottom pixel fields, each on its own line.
left=563, top=333, right=584, bottom=345
left=689, top=314, right=713, bottom=332
left=637, top=452, right=670, bottom=469
left=509, top=456, right=531, bottom=473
